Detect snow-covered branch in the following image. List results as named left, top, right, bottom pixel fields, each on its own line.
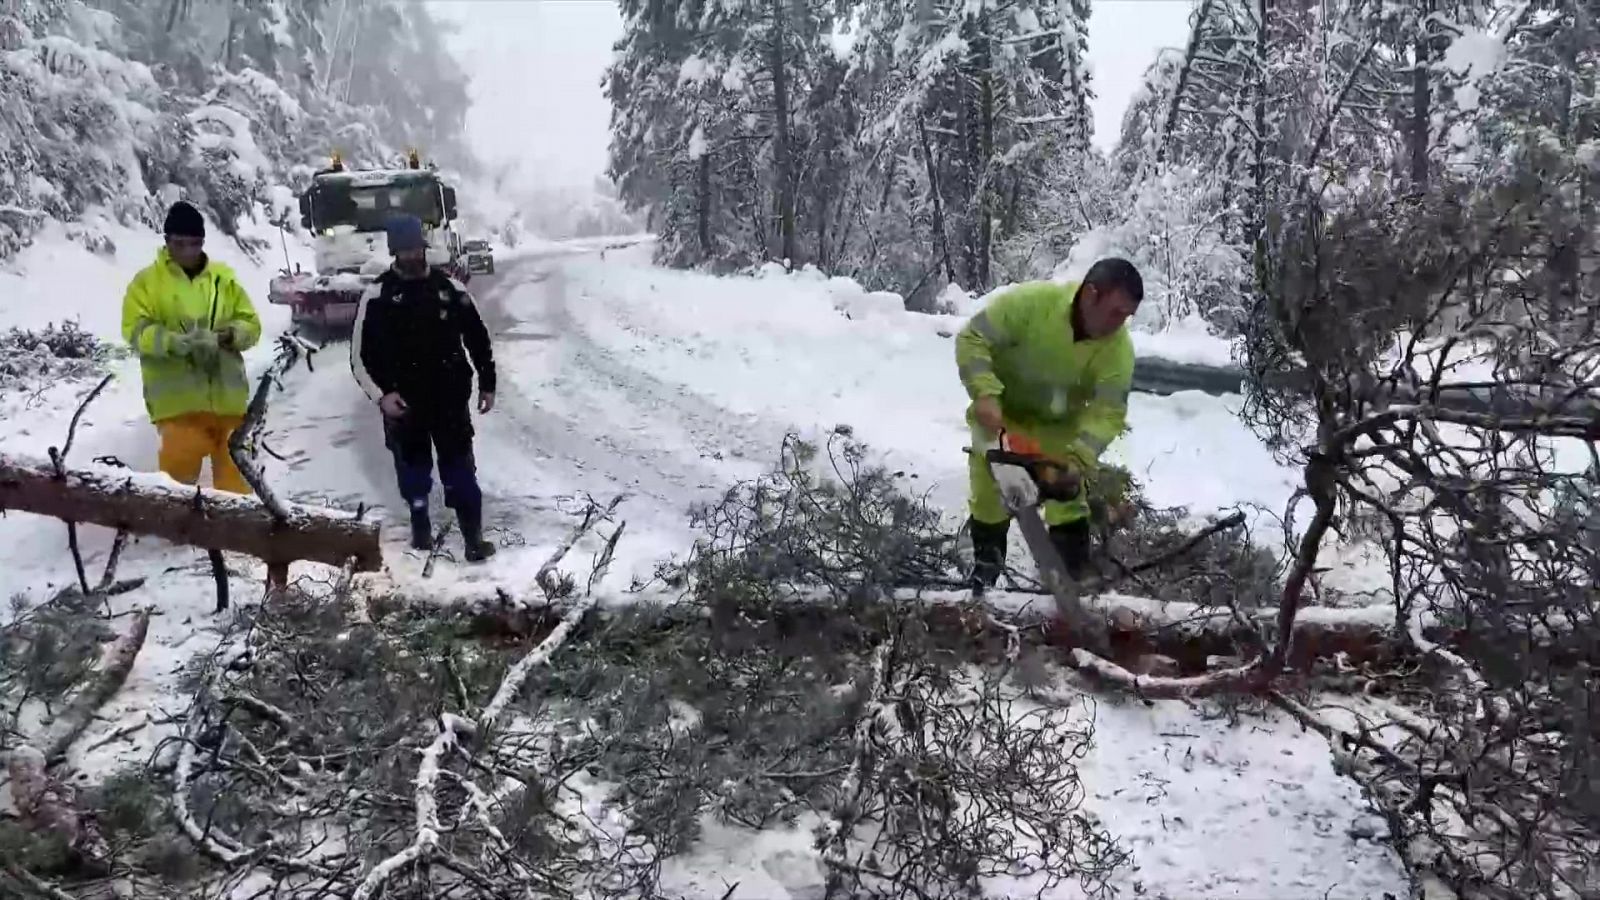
left=817, top=639, right=893, bottom=883
left=41, top=608, right=149, bottom=765
left=1071, top=649, right=1262, bottom=699
left=481, top=521, right=624, bottom=732
left=229, top=332, right=319, bottom=524
left=345, top=496, right=628, bottom=897
left=349, top=719, right=457, bottom=900
left=535, top=493, right=626, bottom=600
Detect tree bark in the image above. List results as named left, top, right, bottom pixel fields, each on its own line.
left=42, top=610, right=151, bottom=767
left=0, top=454, right=382, bottom=572
left=917, top=116, right=958, bottom=285
left=768, top=0, right=798, bottom=266
left=1409, top=0, right=1433, bottom=189
left=697, top=151, right=712, bottom=262
left=1157, top=0, right=1219, bottom=166
left=370, top=578, right=1421, bottom=675
left=976, top=11, right=995, bottom=289
left=1250, top=0, right=1270, bottom=293
left=221, top=6, right=239, bottom=68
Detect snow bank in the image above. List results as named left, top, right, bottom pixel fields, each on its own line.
left=562, top=245, right=1296, bottom=532
left=489, top=232, right=653, bottom=263
left=1128, top=323, right=1236, bottom=367
left=0, top=207, right=305, bottom=340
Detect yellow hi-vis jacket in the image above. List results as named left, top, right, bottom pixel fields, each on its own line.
left=121, top=248, right=262, bottom=423
left=955, top=281, right=1135, bottom=525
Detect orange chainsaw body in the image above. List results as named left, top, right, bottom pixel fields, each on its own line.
left=992, top=431, right=1081, bottom=504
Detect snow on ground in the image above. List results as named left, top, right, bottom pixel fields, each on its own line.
left=558, top=244, right=1298, bottom=537
left=1062, top=696, right=1402, bottom=899
left=0, top=227, right=1408, bottom=897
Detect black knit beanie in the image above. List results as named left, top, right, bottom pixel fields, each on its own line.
left=163, top=201, right=206, bottom=239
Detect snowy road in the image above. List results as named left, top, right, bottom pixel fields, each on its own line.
left=264, top=244, right=797, bottom=584
left=470, top=251, right=790, bottom=526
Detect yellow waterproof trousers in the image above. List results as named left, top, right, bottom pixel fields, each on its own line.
left=156, top=412, right=250, bottom=495
left=967, top=415, right=1091, bottom=528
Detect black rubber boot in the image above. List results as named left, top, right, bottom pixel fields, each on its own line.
left=1049, top=519, right=1093, bottom=581
left=967, top=517, right=1011, bottom=593
left=409, top=506, right=432, bottom=552
left=457, top=503, right=496, bottom=563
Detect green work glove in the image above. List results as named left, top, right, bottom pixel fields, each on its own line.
left=165, top=328, right=195, bottom=357
left=1057, top=443, right=1100, bottom=478
left=185, top=324, right=221, bottom=369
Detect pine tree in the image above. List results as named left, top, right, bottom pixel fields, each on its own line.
left=608, top=0, right=847, bottom=271
left=607, top=0, right=1103, bottom=303
left=0, top=0, right=473, bottom=256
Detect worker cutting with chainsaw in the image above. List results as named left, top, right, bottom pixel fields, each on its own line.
left=121, top=200, right=262, bottom=495
left=352, top=213, right=498, bottom=563
left=955, top=258, right=1142, bottom=593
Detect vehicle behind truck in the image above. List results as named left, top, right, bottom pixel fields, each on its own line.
left=463, top=238, right=494, bottom=275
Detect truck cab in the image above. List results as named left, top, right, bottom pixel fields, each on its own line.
left=270, top=152, right=467, bottom=332
left=298, top=168, right=460, bottom=273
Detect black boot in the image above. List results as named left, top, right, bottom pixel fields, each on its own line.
left=1048, top=519, right=1093, bottom=581
left=457, top=502, right=496, bottom=563
left=967, top=517, right=1011, bottom=593
left=409, top=506, right=432, bottom=551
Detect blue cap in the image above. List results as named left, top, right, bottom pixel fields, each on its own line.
left=385, top=214, right=426, bottom=254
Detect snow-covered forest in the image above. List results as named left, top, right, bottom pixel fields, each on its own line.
left=608, top=0, right=1598, bottom=320
left=0, top=0, right=473, bottom=257
left=2, top=0, right=1599, bottom=899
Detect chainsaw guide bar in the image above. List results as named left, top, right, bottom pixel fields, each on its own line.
left=978, top=445, right=1111, bottom=655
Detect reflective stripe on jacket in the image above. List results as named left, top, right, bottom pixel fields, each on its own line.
left=954, top=280, right=1135, bottom=469
left=121, top=248, right=262, bottom=423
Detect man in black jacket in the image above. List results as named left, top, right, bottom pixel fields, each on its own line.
left=351, top=214, right=498, bottom=562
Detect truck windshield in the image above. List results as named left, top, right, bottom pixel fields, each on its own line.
left=309, top=179, right=443, bottom=231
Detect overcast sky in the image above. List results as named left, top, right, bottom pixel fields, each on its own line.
left=435, top=0, right=1196, bottom=192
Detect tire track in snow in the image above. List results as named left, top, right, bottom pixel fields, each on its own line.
left=471, top=253, right=793, bottom=529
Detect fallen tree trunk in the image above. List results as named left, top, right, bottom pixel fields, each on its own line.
left=0, top=453, right=382, bottom=572
left=365, top=577, right=1420, bottom=673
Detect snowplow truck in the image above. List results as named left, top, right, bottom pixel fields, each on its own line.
left=269, top=152, right=468, bottom=331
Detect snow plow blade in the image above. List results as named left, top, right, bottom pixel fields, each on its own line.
left=984, top=449, right=1111, bottom=655
left=268, top=271, right=370, bottom=330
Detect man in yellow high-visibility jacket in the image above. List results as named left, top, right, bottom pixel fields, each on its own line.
left=954, top=258, right=1142, bottom=591
left=121, top=201, right=262, bottom=494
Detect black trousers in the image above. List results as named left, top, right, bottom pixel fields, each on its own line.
left=969, top=517, right=1092, bottom=587
left=382, top=403, right=481, bottom=515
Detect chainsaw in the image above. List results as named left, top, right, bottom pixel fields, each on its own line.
left=976, top=430, right=1110, bottom=654
left=986, top=431, right=1082, bottom=504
